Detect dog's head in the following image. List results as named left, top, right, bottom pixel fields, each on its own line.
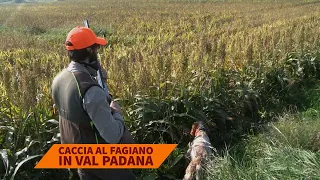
left=190, top=121, right=207, bottom=137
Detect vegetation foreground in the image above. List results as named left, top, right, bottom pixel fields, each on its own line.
left=0, top=0, right=320, bottom=179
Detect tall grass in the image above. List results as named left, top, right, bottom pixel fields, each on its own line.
left=205, top=108, right=320, bottom=179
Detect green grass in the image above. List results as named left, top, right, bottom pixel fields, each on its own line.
left=205, top=89, right=320, bottom=179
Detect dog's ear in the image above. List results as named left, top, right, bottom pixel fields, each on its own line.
left=190, top=122, right=199, bottom=136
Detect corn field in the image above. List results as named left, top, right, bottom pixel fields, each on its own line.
left=0, top=0, right=320, bottom=179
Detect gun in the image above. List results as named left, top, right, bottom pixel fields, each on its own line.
left=83, top=20, right=135, bottom=144
left=84, top=19, right=112, bottom=103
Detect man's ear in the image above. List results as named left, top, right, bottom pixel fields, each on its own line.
left=86, top=47, right=94, bottom=53
left=190, top=123, right=199, bottom=136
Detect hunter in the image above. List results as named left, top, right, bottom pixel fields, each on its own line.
left=51, top=26, right=136, bottom=180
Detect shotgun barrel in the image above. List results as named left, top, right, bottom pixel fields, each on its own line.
left=84, top=19, right=112, bottom=103
left=83, top=20, right=135, bottom=144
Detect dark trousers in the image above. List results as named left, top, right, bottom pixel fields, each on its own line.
left=77, top=128, right=136, bottom=180
left=78, top=169, right=136, bottom=180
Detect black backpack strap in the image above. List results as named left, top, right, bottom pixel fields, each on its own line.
left=69, top=70, right=107, bottom=144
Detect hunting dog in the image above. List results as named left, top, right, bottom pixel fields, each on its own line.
left=183, top=121, right=215, bottom=180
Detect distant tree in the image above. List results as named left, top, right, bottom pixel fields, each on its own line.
left=13, top=0, right=24, bottom=3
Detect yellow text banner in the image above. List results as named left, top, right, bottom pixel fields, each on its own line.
left=34, top=144, right=177, bottom=169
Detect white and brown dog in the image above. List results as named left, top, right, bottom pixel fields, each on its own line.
left=183, top=121, right=215, bottom=180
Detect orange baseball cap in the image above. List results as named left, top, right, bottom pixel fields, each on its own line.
left=65, top=26, right=107, bottom=50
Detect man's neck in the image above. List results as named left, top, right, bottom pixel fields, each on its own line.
left=77, top=61, right=98, bottom=77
